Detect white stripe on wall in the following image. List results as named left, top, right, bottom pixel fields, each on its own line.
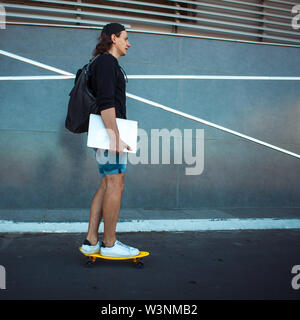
left=0, top=49, right=74, bottom=76
left=1, top=219, right=300, bottom=233
left=126, top=92, right=300, bottom=159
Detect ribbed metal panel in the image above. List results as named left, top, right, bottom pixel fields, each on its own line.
left=1, top=0, right=300, bottom=46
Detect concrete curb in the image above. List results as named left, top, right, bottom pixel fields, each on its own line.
left=1, top=218, right=300, bottom=232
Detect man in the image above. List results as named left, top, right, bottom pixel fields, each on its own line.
left=80, top=23, right=139, bottom=257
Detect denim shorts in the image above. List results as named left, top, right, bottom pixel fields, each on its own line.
left=93, top=148, right=127, bottom=178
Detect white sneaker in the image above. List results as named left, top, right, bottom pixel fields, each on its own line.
left=80, top=239, right=100, bottom=255
left=100, top=240, right=140, bottom=258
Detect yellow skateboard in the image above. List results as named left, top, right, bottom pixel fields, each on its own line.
left=79, top=247, right=150, bottom=268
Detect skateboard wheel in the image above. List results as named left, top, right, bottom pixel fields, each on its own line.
left=85, top=257, right=95, bottom=267
left=136, top=261, right=144, bottom=269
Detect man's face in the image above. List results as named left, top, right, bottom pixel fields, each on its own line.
left=112, top=30, right=131, bottom=56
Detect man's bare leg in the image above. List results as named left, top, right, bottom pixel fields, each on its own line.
left=102, top=173, right=125, bottom=247
left=86, top=177, right=107, bottom=245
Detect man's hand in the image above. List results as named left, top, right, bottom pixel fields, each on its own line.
left=109, top=136, right=132, bottom=154
left=100, top=108, right=131, bottom=153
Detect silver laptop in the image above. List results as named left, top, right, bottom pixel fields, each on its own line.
left=87, top=114, right=138, bottom=153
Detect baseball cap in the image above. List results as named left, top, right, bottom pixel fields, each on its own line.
left=101, top=23, right=125, bottom=37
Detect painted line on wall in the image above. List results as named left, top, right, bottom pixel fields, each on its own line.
left=0, top=49, right=74, bottom=76
left=127, top=75, right=300, bottom=80
left=1, top=49, right=299, bottom=160
left=2, top=74, right=300, bottom=81
left=1, top=218, right=300, bottom=233
left=0, top=75, right=75, bottom=80
left=1, top=49, right=300, bottom=81
left=126, top=92, right=300, bottom=159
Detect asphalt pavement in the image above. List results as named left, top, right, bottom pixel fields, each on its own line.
left=1, top=229, right=300, bottom=300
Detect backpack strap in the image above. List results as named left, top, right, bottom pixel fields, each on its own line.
left=86, top=54, right=101, bottom=74
left=119, top=65, right=128, bottom=83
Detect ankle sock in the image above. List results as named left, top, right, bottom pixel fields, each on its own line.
left=83, top=239, right=98, bottom=246
left=101, top=241, right=115, bottom=248
left=83, top=239, right=91, bottom=246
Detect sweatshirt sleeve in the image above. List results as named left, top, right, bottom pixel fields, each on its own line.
left=94, top=54, right=118, bottom=113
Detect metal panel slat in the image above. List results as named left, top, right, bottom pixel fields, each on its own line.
left=2, top=0, right=299, bottom=45
left=268, top=0, right=299, bottom=5
left=32, top=0, right=295, bottom=20
left=3, top=21, right=299, bottom=48
left=168, top=0, right=293, bottom=13
left=7, top=2, right=296, bottom=38
left=4, top=11, right=115, bottom=27
left=103, top=0, right=296, bottom=29
left=167, top=0, right=293, bottom=19
left=24, top=0, right=300, bottom=39
left=6, top=9, right=300, bottom=44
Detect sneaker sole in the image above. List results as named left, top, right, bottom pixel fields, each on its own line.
left=79, top=247, right=100, bottom=255
left=100, top=252, right=140, bottom=258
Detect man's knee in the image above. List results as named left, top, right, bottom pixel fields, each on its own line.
left=105, top=174, right=125, bottom=192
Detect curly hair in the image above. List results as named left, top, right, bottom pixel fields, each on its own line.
left=90, top=31, right=122, bottom=61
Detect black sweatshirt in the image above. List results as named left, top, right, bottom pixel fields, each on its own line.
left=89, top=52, right=127, bottom=119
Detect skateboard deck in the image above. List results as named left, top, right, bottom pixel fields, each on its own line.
left=79, top=247, right=150, bottom=268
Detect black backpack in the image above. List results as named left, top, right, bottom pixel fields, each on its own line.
left=65, top=54, right=100, bottom=133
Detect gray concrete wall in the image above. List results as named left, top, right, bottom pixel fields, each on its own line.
left=1, top=25, right=300, bottom=215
